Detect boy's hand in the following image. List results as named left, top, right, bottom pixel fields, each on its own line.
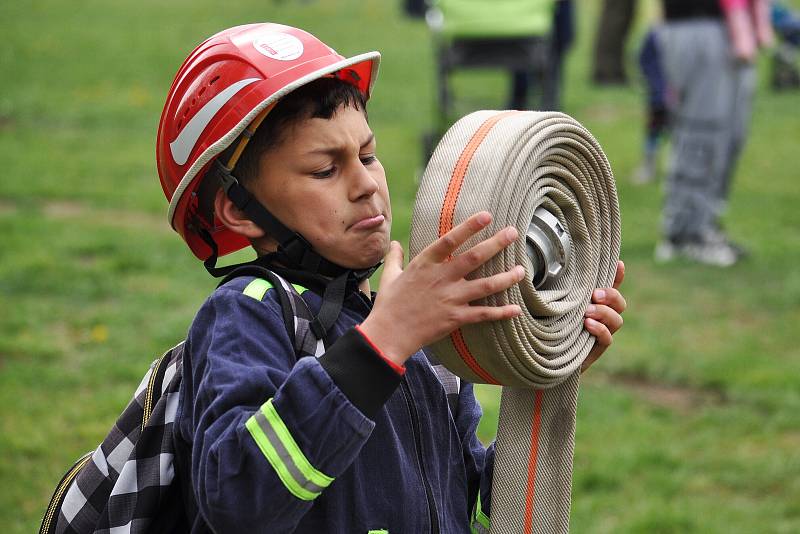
left=580, top=260, right=626, bottom=373
left=360, top=211, right=524, bottom=367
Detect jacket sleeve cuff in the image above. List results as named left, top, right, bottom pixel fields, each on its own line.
left=354, top=324, right=406, bottom=376
left=318, top=327, right=403, bottom=419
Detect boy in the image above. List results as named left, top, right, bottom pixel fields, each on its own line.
left=156, top=23, right=626, bottom=532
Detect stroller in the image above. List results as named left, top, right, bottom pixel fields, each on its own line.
left=422, top=0, right=559, bottom=160
left=771, top=2, right=800, bottom=90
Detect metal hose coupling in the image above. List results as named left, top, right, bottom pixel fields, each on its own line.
left=526, top=206, right=570, bottom=289
left=409, top=110, right=621, bottom=534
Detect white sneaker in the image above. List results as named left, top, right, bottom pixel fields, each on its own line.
left=654, top=239, right=739, bottom=267
left=654, top=240, right=678, bottom=262
left=704, top=227, right=750, bottom=259
left=632, top=158, right=656, bottom=185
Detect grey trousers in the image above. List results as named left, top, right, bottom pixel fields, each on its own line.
left=658, top=20, right=756, bottom=242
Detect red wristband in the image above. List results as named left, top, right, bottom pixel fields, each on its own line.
left=355, top=325, right=406, bottom=376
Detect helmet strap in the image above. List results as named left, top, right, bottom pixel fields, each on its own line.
left=201, top=161, right=381, bottom=337
left=200, top=103, right=380, bottom=337
left=214, top=160, right=362, bottom=278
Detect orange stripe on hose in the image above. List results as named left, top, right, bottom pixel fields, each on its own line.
left=523, top=390, right=545, bottom=534
left=450, top=329, right=498, bottom=385
left=438, top=111, right=518, bottom=237
left=438, top=111, right=518, bottom=385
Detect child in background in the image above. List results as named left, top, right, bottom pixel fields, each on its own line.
left=771, top=1, right=800, bottom=89
left=654, top=0, right=773, bottom=266
left=632, top=27, right=671, bottom=185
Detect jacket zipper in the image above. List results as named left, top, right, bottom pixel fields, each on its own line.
left=354, top=291, right=440, bottom=531
left=400, top=379, right=440, bottom=534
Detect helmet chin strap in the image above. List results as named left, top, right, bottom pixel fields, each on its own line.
left=202, top=160, right=381, bottom=338
left=212, top=160, right=380, bottom=278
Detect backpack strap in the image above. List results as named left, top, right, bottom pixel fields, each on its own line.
left=422, top=347, right=461, bottom=416
left=221, top=265, right=325, bottom=358
left=269, top=272, right=326, bottom=358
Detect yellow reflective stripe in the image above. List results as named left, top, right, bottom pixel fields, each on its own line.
left=292, top=283, right=308, bottom=294
left=260, top=399, right=333, bottom=488
left=245, top=399, right=333, bottom=501
left=243, top=278, right=273, bottom=300
left=245, top=415, right=317, bottom=501
left=471, top=493, right=490, bottom=534
left=244, top=278, right=308, bottom=299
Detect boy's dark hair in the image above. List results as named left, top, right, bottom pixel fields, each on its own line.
left=198, top=77, right=367, bottom=220
left=231, top=76, right=367, bottom=184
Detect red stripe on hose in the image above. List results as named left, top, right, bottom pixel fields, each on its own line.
left=523, top=390, right=545, bottom=534
left=450, top=329, right=499, bottom=385
left=438, top=111, right=518, bottom=384
left=438, top=111, right=518, bottom=237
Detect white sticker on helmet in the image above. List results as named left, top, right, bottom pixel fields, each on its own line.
left=253, top=32, right=304, bottom=61
left=169, top=77, right=260, bottom=166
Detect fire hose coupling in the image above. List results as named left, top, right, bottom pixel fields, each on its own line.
left=525, top=206, right=571, bottom=289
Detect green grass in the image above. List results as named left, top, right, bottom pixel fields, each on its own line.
left=2, top=0, right=799, bottom=532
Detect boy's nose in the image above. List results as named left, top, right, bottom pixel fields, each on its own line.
left=348, top=161, right=380, bottom=201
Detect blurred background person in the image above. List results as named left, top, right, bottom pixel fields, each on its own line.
left=419, top=0, right=559, bottom=159
left=403, top=0, right=428, bottom=18
left=592, top=0, right=638, bottom=85
left=509, top=0, right=575, bottom=110
left=770, top=0, right=800, bottom=89
left=654, top=0, right=773, bottom=267
left=631, top=25, right=671, bottom=185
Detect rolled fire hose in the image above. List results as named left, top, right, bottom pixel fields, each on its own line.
left=409, top=110, right=621, bottom=534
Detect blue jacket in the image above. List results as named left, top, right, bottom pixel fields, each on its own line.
left=174, top=274, right=495, bottom=533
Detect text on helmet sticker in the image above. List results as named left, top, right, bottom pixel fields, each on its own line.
left=253, top=32, right=304, bottom=61
left=169, top=78, right=260, bottom=166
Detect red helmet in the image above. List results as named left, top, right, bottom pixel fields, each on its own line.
left=157, top=23, right=380, bottom=260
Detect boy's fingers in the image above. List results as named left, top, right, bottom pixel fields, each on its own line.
left=381, top=241, right=405, bottom=283
left=460, top=304, right=523, bottom=325
left=461, top=266, right=526, bottom=302
left=612, top=260, right=625, bottom=289
left=584, top=304, right=624, bottom=334
left=425, top=212, right=493, bottom=263
left=592, top=287, right=626, bottom=314
left=584, top=317, right=613, bottom=348
left=451, top=226, right=519, bottom=276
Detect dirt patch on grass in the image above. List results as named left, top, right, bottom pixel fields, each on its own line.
left=43, top=200, right=85, bottom=218
left=602, top=372, right=727, bottom=413
left=0, top=114, right=15, bottom=130
left=0, top=199, right=17, bottom=215
left=42, top=200, right=169, bottom=234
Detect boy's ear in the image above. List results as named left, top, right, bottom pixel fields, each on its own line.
left=214, top=188, right=265, bottom=239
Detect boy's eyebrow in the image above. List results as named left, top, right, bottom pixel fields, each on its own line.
left=307, top=133, right=375, bottom=155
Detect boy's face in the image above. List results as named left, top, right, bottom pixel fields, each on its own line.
left=250, top=105, right=392, bottom=269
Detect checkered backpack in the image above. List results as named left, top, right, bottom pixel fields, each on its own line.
left=40, top=267, right=323, bottom=534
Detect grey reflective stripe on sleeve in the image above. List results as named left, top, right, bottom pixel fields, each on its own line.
left=252, top=410, right=327, bottom=496
left=245, top=399, right=333, bottom=501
